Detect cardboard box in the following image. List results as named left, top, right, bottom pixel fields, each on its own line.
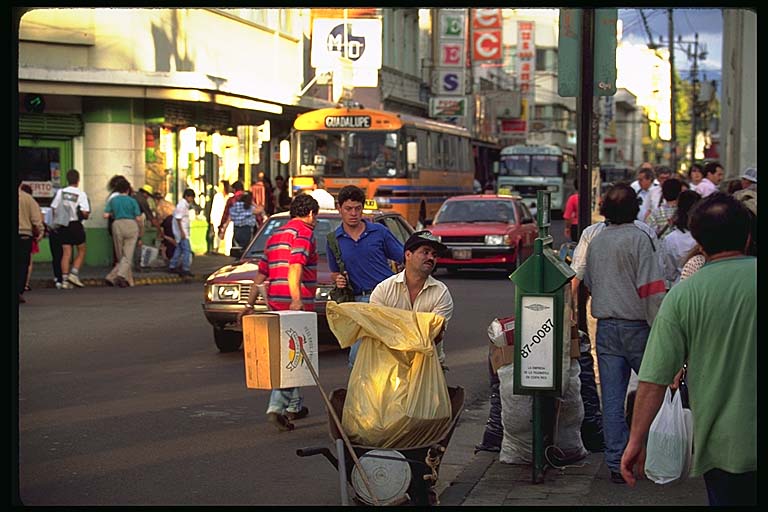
left=490, top=344, right=514, bottom=372
left=242, top=311, right=318, bottom=389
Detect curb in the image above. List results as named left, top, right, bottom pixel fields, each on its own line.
left=30, top=274, right=209, bottom=289
left=439, top=450, right=497, bottom=506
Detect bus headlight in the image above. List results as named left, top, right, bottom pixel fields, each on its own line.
left=485, top=234, right=511, bottom=246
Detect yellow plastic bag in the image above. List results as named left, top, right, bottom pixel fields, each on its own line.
left=326, top=301, right=452, bottom=448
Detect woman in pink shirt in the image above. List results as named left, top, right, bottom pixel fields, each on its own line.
left=563, top=180, right=579, bottom=242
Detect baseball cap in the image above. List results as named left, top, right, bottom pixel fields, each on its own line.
left=741, top=167, right=757, bottom=183
left=141, top=184, right=154, bottom=194
left=404, top=230, right=447, bottom=255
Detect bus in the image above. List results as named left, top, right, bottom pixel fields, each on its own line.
left=496, top=144, right=575, bottom=215
left=283, top=105, right=474, bottom=228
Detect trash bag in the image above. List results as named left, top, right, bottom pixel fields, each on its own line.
left=553, top=359, right=589, bottom=462
left=645, top=387, right=689, bottom=484
left=498, top=364, right=534, bottom=464
left=326, top=301, right=451, bottom=448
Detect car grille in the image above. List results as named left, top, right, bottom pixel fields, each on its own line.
left=238, top=284, right=251, bottom=304
left=440, top=235, right=486, bottom=244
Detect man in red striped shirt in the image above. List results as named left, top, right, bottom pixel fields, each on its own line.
left=582, top=183, right=666, bottom=484
left=242, top=194, right=319, bottom=431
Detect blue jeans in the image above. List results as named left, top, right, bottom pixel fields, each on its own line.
left=169, top=238, right=191, bottom=272
left=347, top=295, right=371, bottom=368
left=595, top=318, right=650, bottom=472
left=703, top=468, right=756, bottom=506
left=266, top=388, right=302, bottom=415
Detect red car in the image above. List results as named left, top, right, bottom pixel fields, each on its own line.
left=428, top=194, right=538, bottom=273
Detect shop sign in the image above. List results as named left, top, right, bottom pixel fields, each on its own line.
left=516, top=21, right=536, bottom=98
left=311, top=18, right=382, bottom=72
left=430, top=97, right=467, bottom=117
left=434, top=69, right=465, bottom=95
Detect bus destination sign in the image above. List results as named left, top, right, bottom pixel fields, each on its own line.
left=324, top=115, right=371, bottom=129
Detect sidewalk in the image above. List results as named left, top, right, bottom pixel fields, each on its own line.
left=28, top=252, right=232, bottom=289
left=437, top=397, right=708, bottom=506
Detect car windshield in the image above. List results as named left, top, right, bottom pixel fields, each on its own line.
left=242, top=217, right=341, bottom=258
left=434, top=200, right=516, bottom=224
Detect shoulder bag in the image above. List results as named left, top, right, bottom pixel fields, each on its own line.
left=326, top=231, right=356, bottom=303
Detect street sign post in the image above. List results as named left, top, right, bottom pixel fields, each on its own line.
left=509, top=191, right=575, bottom=483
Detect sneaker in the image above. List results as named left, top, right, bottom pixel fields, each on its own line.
left=167, top=267, right=180, bottom=274
left=55, top=281, right=63, bottom=289
left=115, top=276, right=130, bottom=288
left=179, top=271, right=195, bottom=278
left=285, top=406, right=309, bottom=421
left=267, top=412, right=294, bottom=432
left=61, top=281, right=74, bottom=289
left=67, top=273, right=85, bottom=288
left=610, top=471, right=626, bottom=484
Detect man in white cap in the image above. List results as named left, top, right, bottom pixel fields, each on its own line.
left=369, top=230, right=454, bottom=367
left=733, top=167, right=757, bottom=215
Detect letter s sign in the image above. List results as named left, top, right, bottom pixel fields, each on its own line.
left=438, top=70, right=464, bottom=95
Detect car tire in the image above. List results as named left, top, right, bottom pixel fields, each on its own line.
left=214, top=326, right=242, bottom=352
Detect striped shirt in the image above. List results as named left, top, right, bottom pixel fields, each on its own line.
left=258, top=218, right=317, bottom=311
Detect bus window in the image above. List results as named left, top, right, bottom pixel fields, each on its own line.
left=531, top=155, right=560, bottom=177
left=500, top=155, right=530, bottom=176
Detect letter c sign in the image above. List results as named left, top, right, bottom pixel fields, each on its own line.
left=473, top=30, right=501, bottom=61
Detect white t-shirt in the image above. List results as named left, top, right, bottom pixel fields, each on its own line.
left=51, top=185, right=90, bottom=226
left=172, top=198, right=192, bottom=241
left=696, top=177, right=718, bottom=198
left=661, top=228, right=697, bottom=285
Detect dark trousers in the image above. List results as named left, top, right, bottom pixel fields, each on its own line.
left=703, top=468, right=756, bottom=506
left=477, top=355, right=503, bottom=452
left=48, top=228, right=64, bottom=283
left=578, top=343, right=605, bottom=451
left=18, top=235, right=33, bottom=295
left=569, top=225, right=579, bottom=242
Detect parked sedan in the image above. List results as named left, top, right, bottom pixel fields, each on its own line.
left=202, top=208, right=414, bottom=352
left=428, top=194, right=538, bottom=273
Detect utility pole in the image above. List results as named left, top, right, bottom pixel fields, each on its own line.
left=690, top=32, right=699, bottom=168
left=668, top=9, right=677, bottom=172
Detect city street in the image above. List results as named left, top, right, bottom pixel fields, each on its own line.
left=16, top=267, right=526, bottom=505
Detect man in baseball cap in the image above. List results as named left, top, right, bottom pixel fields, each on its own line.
left=368, top=229, right=454, bottom=368
left=734, top=167, right=757, bottom=215
left=403, top=230, right=447, bottom=256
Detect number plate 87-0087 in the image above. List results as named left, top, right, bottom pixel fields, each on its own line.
left=452, top=248, right=471, bottom=260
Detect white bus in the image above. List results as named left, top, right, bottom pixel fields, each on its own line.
left=496, top=144, right=575, bottom=215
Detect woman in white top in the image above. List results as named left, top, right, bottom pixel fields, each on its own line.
left=662, top=189, right=702, bottom=285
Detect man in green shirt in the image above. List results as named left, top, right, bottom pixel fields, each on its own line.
left=620, top=193, right=756, bottom=506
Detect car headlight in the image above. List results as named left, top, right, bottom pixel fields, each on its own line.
left=205, top=284, right=213, bottom=302
left=214, top=284, right=241, bottom=302
left=485, top=234, right=511, bottom=246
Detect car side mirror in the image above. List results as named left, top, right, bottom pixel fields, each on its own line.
left=424, top=219, right=433, bottom=227
left=521, top=217, right=534, bottom=224
left=230, top=246, right=244, bottom=259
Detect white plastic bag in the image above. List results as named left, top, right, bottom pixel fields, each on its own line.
left=645, top=387, right=689, bottom=484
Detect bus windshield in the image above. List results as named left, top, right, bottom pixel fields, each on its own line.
left=297, top=132, right=404, bottom=178
left=500, top=154, right=561, bottom=177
